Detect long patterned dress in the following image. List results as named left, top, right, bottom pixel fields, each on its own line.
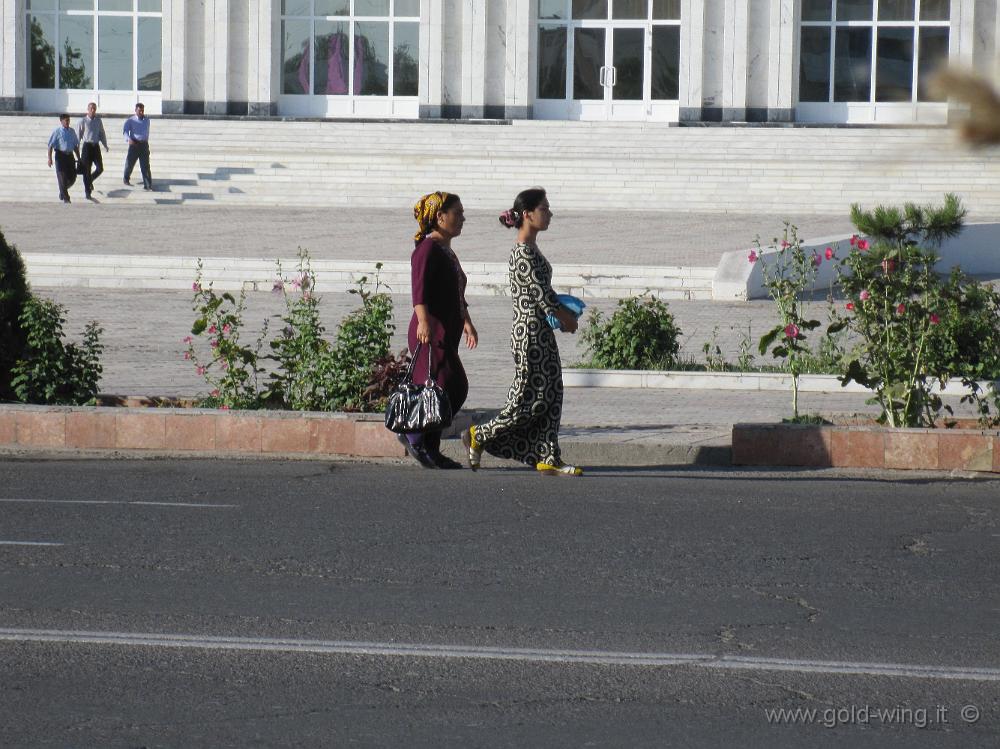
left=475, top=242, right=565, bottom=466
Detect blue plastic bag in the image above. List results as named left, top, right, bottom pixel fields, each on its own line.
left=547, top=294, right=586, bottom=330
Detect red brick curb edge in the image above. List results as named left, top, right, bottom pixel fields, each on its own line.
left=0, top=404, right=405, bottom=459
left=733, top=423, right=1000, bottom=473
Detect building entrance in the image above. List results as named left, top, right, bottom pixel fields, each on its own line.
left=534, top=0, right=680, bottom=121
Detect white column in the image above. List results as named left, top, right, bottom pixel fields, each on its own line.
left=504, top=0, right=531, bottom=118
left=459, top=0, right=486, bottom=117
left=721, top=0, right=749, bottom=120
left=202, top=0, right=229, bottom=113
left=679, top=0, right=705, bottom=121
left=421, top=0, right=444, bottom=117
left=1, top=0, right=24, bottom=109
left=246, top=0, right=275, bottom=115
left=766, top=0, right=796, bottom=122
left=161, top=0, right=186, bottom=113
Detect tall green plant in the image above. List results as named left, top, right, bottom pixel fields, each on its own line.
left=753, top=223, right=822, bottom=420
left=830, top=194, right=967, bottom=427
left=0, top=229, right=31, bottom=400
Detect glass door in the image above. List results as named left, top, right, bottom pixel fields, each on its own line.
left=536, top=0, right=680, bottom=121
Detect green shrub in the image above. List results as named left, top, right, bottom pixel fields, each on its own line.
left=10, top=297, right=103, bottom=405
left=830, top=194, right=973, bottom=427
left=0, top=228, right=32, bottom=400
left=188, top=254, right=395, bottom=412
left=581, top=295, right=681, bottom=370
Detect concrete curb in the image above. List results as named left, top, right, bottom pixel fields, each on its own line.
left=564, top=369, right=998, bottom=395
left=733, top=422, right=1000, bottom=473
left=0, top=403, right=732, bottom=467
left=0, top=404, right=405, bottom=459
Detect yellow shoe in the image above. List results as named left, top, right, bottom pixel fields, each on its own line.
left=536, top=462, right=583, bottom=477
left=462, top=425, right=483, bottom=471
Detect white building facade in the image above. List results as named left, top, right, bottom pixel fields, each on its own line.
left=1, top=0, right=997, bottom=124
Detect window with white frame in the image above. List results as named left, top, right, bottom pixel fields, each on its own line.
left=280, top=0, right=419, bottom=98
left=799, top=0, right=950, bottom=105
left=26, top=0, right=162, bottom=92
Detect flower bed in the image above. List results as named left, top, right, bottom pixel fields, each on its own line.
left=732, top=422, right=1000, bottom=472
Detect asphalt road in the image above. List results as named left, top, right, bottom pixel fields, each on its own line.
left=1, top=458, right=998, bottom=747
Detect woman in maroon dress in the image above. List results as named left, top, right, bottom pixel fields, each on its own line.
left=401, top=191, right=479, bottom=468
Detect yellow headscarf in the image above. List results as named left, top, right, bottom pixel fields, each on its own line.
left=413, top=191, right=451, bottom=242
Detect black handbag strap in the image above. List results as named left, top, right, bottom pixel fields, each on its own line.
left=402, top=342, right=434, bottom=385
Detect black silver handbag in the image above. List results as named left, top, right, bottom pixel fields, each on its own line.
left=384, top=343, right=453, bottom=434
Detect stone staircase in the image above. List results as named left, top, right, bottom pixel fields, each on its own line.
left=4, top=115, right=999, bottom=214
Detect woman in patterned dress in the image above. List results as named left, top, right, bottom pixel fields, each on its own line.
left=399, top=191, right=479, bottom=469
left=462, top=187, right=583, bottom=476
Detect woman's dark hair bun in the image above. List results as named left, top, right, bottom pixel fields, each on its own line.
left=498, top=209, right=520, bottom=228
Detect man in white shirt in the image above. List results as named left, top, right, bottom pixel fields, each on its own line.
left=76, top=102, right=109, bottom=200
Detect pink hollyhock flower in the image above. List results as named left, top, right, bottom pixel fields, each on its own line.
left=211, top=389, right=220, bottom=397
left=210, top=339, right=219, bottom=349
left=812, top=253, right=822, bottom=267
left=881, top=258, right=897, bottom=274
left=781, top=240, right=790, bottom=249
left=290, top=277, right=301, bottom=289
left=846, top=302, right=855, bottom=311
left=220, top=361, right=229, bottom=370
left=183, top=351, right=191, bottom=360
left=183, top=335, right=193, bottom=344
left=850, top=235, right=857, bottom=247
left=857, top=239, right=869, bottom=251
left=784, top=323, right=800, bottom=339
left=748, top=250, right=758, bottom=264
left=192, top=282, right=202, bottom=292
left=824, top=247, right=835, bottom=260
left=929, top=313, right=941, bottom=325
left=896, top=303, right=906, bottom=314
left=860, top=290, right=871, bottom=301
left=272, top=279, right=284, bottom=293
left=196, top=366, right=206, bottom=375
left=222, top=324, right=232, bottom=334
left=208, top=325, right=217, bottom=334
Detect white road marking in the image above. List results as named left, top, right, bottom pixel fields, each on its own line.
left=0, top=499, right=236, bottom=508
left=0, top=541, right=64, bottom=547
left=0, top=628, right=997, bottom=682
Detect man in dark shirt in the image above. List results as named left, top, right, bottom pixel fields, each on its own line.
left=46, top=114, right=81, bottom=204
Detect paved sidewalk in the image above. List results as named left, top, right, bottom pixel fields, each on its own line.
left=0, top=202, right=860, bottom=267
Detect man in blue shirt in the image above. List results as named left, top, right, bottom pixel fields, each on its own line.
left=122, top=102, right=152, bottom=190
left=46, top=113, right=81, bottom=204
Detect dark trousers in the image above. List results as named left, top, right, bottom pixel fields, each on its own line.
left=80, top=142, right=104, bottom=195
left=124, top=141, right=151, bottom=187
left=54, top=150, right=76, bottom=201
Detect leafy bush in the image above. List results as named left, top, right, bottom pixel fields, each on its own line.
left=829, top=194, right=974, bottom=427
left=322, top=268, right=395, bottom=411
left=266, top=256, right=395, bottom=411
left=0, top=228, right=31, bottom=400
left=187, top=254, right=395, bottom=412
left=10, top=297, right=103, bottom=405
left=581, top=295, right=681, bottom=370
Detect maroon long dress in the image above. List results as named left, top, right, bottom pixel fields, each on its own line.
left=406, top=236, right=469, bottom=451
